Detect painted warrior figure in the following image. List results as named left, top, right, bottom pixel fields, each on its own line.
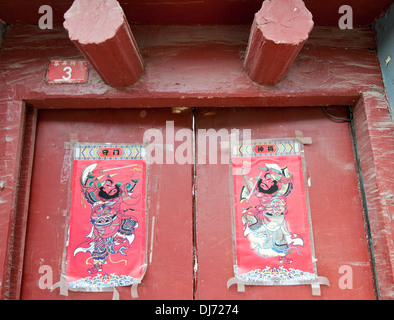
left=240, top=163, right=303, bottom=263
left=74, top=163, right=141, bottom=274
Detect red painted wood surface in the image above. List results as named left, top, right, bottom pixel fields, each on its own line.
left=20, top=108, right=194, bottom=300
left=0, top=24, right=393, bottom=299
left=194, top=106, right=376, bottom=299
left=3, top=108, right=37, bottom=299
left=63, top=0, right=144, bottom=87
left=244, top=0, right=314, bottom=85
left=0, top=0, right=392, bottom=27
left=353, top=93, right=394, bottom=297
left=0, top=25, right=384, bottom=108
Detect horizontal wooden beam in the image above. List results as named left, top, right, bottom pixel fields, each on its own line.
left=0, top=25, right=383, bottom=106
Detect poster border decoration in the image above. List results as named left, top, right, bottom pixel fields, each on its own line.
left=227, top=136, right=329, bottom=296
left=59, top=142, right=148, bottom=299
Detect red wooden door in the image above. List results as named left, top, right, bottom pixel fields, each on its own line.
left=20, top=106, right=376, bottom=299
left=21, top=108, right=194, bottom=300
left=194, top=107, right=376, bottom=300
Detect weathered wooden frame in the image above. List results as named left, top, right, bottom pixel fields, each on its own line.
left=0, top=24, right=392, bottom=299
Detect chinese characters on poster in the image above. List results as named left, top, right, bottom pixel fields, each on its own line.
left=228, top=139, right=328, bottom=294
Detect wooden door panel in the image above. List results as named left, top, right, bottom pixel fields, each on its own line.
left=20, top=106, right=376, bottom=300
left=194, top=107, right=375, bottom=300
left=21, top=108, right=194, bottom=300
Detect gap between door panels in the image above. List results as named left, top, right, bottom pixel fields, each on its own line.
left=191, top=107, right=198, bottom=300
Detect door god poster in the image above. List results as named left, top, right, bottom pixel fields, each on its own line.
left=228, top=139, right=328, bottom=295
left=65, top=143, right=147, bottom=291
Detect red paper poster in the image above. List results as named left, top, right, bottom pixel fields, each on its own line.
left=228, top=139, right=328, bottom=293
left=65, top=143, right=147, bottom=291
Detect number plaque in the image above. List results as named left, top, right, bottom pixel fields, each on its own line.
left=46, top=60, right=88, bottom=84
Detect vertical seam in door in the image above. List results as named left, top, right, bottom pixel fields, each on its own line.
left=191, top=107, right=198, bottom=300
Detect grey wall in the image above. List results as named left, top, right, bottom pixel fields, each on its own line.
left=375, top=3, right=394, bottom=116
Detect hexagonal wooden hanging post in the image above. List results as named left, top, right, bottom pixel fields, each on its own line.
left=244, top=0, right=314, bottom=86
left=64, top=0, right=144, bottom=87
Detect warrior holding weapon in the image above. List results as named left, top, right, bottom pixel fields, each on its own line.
left=240, top=163, right=303, bottom=264
left=74, top=163, right=141, bottom=274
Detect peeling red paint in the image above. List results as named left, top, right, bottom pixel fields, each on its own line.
left=244, top=0, right=314, bottom=85
left=63, top=0, right=144, bottom=87
left=0, top=23, right=393, bottom=299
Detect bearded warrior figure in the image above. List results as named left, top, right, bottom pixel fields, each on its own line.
left=240, top=163, right=303, bottom=264
left=73, top=163, right=141, bottom=274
